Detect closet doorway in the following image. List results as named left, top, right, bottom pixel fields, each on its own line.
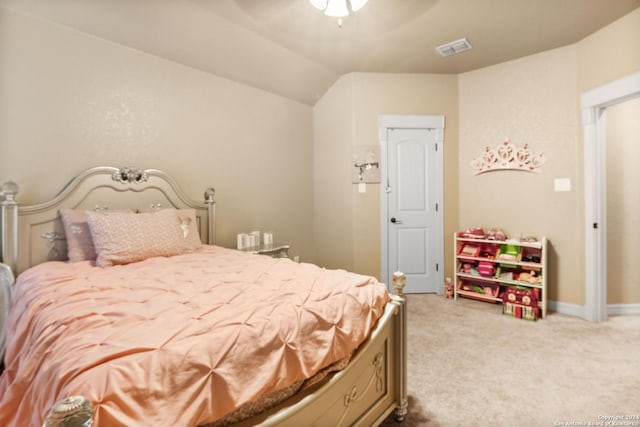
left=582, top=71, right=640, bottom=322
left=605, top=97, right=640, bottom=314
left=379, top=114, right=444, bottom=294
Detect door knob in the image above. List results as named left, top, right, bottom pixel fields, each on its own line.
left=390, top=217, right=402, bottom=224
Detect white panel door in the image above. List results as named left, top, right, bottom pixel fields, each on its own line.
left=386, top=127, right=442, bottom=293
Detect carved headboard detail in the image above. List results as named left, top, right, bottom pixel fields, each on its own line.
left=0, top=166, right=215, bottom=276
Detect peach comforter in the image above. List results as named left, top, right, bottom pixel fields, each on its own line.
left=0, top=246, right=389, bottom=426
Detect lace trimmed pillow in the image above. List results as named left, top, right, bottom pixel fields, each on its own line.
left=136, top=208, right=202, bottom=250
left=86, top=209, right=199, bottom=267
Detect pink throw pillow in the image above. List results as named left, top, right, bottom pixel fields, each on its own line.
left=86, top=209, right=197, bottom=267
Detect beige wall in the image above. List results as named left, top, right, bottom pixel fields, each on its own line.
left=459, top=46, right=581, bottom=303
left=606, top=97, right=640, bottom=303
left=456, top=7, right=640, bottom=306
left=313, top=75, right=355, bottom=270
left=351, top=73, right=459, bottom=280
left=314, top=73, right=459, bottom=281
left=576, top=7, right=640, bottom=305
left=576, top=8, right=640, bottom=93
left=0, top=7, right=315, bottom=260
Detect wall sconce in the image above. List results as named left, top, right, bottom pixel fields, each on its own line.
left=352, top=146, right=380, bottom=183
left=354, top=162, right=379, bottom=181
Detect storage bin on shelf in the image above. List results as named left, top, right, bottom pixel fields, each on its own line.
left=458, top=242, right=481, bottom=258
left=457, top=279, right=500, bottom=302
left=520, top=245, right=543, bottom=270
left=496, top=265, right=542, bottom=285
left=459, top=261, right=477, bottom=275
left=497, top=243, right=521, bottom=263
left=477, top=261, right=496, bottom=277
left=457, top=240, right=499, bottom=260
left=478, top=243, right=498, bottom=259
left=496, top=264, right=522, bottom=282
left=459, top=260, right=496, bottom=278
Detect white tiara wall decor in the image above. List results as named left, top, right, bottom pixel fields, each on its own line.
left=471, top=138, right=546, bottom=175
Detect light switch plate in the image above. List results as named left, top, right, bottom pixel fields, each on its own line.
left=554, top=178, right=571, bottom=192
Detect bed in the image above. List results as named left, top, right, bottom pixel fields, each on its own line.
left=0, top=166, right=407, bottom=427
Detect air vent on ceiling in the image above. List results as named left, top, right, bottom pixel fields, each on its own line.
left=435, top=38, right=472, bottom=57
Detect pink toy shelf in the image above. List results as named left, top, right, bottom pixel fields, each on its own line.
left=454, top=230, right=548, bottom=319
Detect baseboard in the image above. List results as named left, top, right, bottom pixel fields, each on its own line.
left=548, top=300, right=586, bottom=319
left=548, top=300, right=640, bottom=319
left=607, top=303, right=640, bottom=316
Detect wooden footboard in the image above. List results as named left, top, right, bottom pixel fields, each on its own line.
left=232, top=272, right=408, bottom=427
left=40, top=273, right=407, bottom=427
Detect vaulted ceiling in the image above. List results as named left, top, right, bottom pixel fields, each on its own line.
left=2, top=0, right=639, bottom=104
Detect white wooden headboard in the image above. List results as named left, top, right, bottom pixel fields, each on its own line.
left=0, top=166, right=216, bottom=276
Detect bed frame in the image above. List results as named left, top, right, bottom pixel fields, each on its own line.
left=0, top=166, right=407, bottom=426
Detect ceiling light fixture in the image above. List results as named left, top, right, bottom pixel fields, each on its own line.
left=309, top=0, right=369, bottom=27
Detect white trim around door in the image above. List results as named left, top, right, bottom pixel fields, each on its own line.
left=581, top=71, right=640, bottom=322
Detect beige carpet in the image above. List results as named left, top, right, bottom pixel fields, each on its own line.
left=380, top=294, right=640, bottom=426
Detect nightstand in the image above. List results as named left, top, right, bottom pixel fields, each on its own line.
left=242, top=243, right=290, bottom=258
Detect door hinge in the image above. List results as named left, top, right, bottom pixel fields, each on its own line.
left=435, top=143, right=438, bottom=152
left=435, top=203, right=439, bottom=212
left=593, top=223, right=598, bottom=229
left=436, top=263, right=439, bottom=272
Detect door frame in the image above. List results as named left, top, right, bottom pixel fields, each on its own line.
left=581, top=71, right=640, bottom=322
left=379, top=114, right=445, bottom=292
